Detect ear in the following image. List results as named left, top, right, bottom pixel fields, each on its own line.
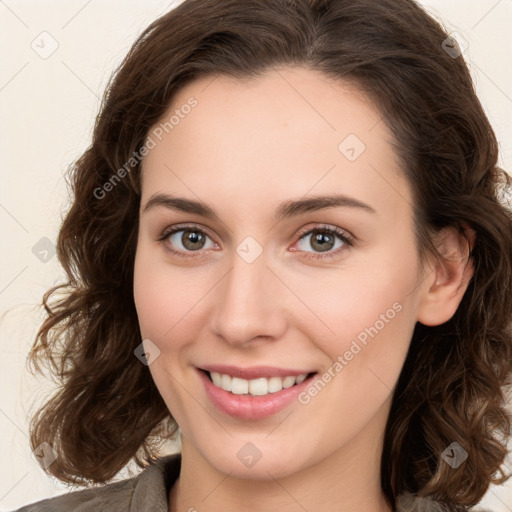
left=417, top=224, right=476, bottom=326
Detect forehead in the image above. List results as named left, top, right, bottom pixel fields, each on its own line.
left=140, top=66, right=412, bottom=221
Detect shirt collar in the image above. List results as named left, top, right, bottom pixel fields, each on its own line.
left=129, top=453, right=181, bottom=512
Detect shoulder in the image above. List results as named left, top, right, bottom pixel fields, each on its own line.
left=13, top=476, right=136, bottom=512
left=396, top=491, right=496, bottom=512
left=11, top=453, right=181, bottom=512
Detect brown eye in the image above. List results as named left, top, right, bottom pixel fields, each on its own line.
left=179, top=230, right=207, bottom=251
left=159, top=225, right=217, bottom=257
left=294, top=225, right=352, bottom=261
left=308, top=230, right=337, bottom=252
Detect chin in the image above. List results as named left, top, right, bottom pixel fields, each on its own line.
left=198, top=439, right=313, bottom=481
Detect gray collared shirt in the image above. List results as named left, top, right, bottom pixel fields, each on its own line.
left=13, top=453, right=181, bottom=512
left=12, top=452, right=495, bottom=511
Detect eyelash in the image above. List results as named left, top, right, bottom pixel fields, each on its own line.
left=157, top=223, right=353, bottom=261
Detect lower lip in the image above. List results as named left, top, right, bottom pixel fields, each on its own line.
left=198, top=369, right=317, bottom=420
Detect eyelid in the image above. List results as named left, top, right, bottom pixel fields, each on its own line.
left=157, top=222, right=353, bottom=260
left=157, top=223, right=219, bottom=258
left=291, top=223, right=353, bottom=260
left=295, top=223, right=353, bottom=243
left=160, top=223, right=216, bottom=241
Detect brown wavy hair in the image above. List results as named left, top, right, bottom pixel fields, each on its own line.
left=27, top=0, right=512, bottom=509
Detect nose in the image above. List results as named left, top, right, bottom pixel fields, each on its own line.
left=209, top=247, right=288, bottom=347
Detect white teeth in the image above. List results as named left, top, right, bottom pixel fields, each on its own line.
left=248, top=378, right=267, bottom=396
left=208, top=371, right=310, bottom=396
left=211, top=372, right=222, bottom=387
left=220, top=373, right=232, bottom=391
left=282, top=376, right=296, bottom=388
left=231, top=377, right=248, bottom=395
left=295, top=373, right=307, bottom=384
left=268, top=376, right=283, bottom=393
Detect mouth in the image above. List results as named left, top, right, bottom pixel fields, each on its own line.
left=197, top=366, right=319, bottom=420
left=199, top=368, right=318, bottom=397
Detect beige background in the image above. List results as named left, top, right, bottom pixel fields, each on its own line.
left=0, top=0, right=511, bottom=510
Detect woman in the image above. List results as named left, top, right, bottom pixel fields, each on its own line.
left=15, top=0, right=511, bottom=510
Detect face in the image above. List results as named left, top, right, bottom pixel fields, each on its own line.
left=133, top=66, right=427, bottom=481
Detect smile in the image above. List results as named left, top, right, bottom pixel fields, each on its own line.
left=197, top=366, right=319, bottom=420
left=207, top=371, right=311, bottom=396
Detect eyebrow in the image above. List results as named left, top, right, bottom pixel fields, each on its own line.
left=142, top=192, right=377, bottom=221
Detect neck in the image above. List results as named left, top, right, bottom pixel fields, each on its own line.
left=169, top=400, right=393, bottom=512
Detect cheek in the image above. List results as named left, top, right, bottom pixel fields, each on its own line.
left=133, top=244, right=205, bottom=341
left=293, top=255, right=419, bottom=446
left=133, top=246, right=200, bottom=424
left=299, top=241, right=420, bottom=374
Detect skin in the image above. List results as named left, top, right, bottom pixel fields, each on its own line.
left=133, top=66, right=473, bottom=512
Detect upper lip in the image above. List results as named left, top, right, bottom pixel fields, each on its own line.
left=199, top=365, right=316, bottom=380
